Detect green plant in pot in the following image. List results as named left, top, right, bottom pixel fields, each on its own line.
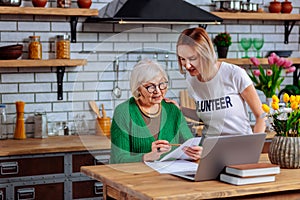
left=213, top=32, right=232, bottom=58
left=262, top=94, right=300, bottom=168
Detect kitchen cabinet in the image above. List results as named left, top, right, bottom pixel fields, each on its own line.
left=211, top=12, right=299, bottom=44
left=0, top=135, right=111, bottom=200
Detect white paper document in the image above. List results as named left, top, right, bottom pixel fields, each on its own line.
left=145, top=160, right=198, bottom=174
left=159, top=137, right=202, bottom=162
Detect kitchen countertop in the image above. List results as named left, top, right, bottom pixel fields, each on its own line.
left=0, top=132, right=274, bottom=157
left=0, top=135, right=111, bottom=156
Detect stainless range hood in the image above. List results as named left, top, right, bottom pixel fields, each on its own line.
left=86, top=0, right=223, bottom=25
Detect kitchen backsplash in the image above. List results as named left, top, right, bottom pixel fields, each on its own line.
left=0, top=0, right=298, bottom=137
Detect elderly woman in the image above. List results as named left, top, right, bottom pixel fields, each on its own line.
left=110, top=58, right=202, bottom=164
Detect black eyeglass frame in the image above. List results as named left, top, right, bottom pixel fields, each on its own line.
left=143, top=81, right=168, bottom=93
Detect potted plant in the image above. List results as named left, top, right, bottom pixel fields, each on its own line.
left=213, top=32, right=232, bottom=58
left=262, top=94, right=300, bottom=168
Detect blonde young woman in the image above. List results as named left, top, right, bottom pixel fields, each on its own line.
left=176, top=27, right=265, bottom=136
left=110, top=58, right=202, bottom=164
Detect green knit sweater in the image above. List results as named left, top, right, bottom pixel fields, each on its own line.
left=110, top=97, right=193, bottom=164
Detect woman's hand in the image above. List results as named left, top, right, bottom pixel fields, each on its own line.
left=164, top=98, right=180, bottom=108
left=183, top=145, right=203, bottom=161
left=143, top=140, right=171, bottom=162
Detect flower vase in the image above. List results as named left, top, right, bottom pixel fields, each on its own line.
left=268, top=136, right=300, bottom=168
left=216, top=46, right=228, bottom=58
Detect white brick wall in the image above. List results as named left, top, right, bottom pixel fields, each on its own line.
left=0, top=0, right=299, bottom=137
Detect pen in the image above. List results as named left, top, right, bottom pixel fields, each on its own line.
left=169, top=144, right=181, bottom=146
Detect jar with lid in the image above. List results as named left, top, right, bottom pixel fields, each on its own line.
left=57, top=0, right=71, bottom=8
left=34, top=109, right=48, bottom=138
left=28, top=36, right=42, bottom=59
left=56, top=35, right=70, bottom=59
left=0, top=104, right=7, bottom=140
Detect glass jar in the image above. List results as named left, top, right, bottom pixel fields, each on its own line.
left=57, top=0, right=71, bottom=8
left=56, top=35, right=70, bottom=59
left=28, top=36, right=42, bottom=59
left=0, top=104, right=7, bottom=140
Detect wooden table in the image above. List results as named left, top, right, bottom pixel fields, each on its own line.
left=81, top=154, right=300, bottom=200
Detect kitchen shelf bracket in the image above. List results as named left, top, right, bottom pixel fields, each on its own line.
left=284, top=20, right=295, bottom=44
left=70, top=16, right=79, bottom=43
left=57, top=66, right=65, bottom=100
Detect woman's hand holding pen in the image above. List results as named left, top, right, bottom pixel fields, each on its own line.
left=143, top=140, right=171, bottom=162
left=183, top=146, right=203, bottom=161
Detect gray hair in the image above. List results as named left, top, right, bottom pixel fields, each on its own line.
left=130, top=58, right=168, bottom=99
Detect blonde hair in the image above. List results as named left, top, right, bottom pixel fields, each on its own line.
left=176, top=27, right=217, bottom=81
left=130, top=58, right=168, bottom=99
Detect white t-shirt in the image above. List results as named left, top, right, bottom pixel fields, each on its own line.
left=186, top=62, right=253, bottom=136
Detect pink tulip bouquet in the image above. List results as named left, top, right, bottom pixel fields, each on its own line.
left=248, top=53, right=296, bottom=98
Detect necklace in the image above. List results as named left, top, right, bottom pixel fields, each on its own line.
left=136, top=101, right=162, bottom=118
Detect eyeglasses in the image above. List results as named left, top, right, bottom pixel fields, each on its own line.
left=143, top=82, right=168, bottom=93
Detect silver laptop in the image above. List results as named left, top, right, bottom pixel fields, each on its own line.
left=171, top=133, right=267, bottom=181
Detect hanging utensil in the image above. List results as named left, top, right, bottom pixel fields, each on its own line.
left=112, top=57, right=122, bottom=98
left=89, top=101, right=101, bottom=118
left=165, top=54, right=171, bottom=84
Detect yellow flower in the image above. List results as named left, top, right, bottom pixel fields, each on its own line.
left=283, top=93, right=290, bottom=103
left=272, top=102, right=279, bottom=110
left=291, top=101, right=299, bottom=110
left=272, top=95, right=279, bottom=103
left=290, top=95, right=296, bottom=103
left=262, top=104, right=270, bottom=113
left=296, top=95, right=300, bottom=103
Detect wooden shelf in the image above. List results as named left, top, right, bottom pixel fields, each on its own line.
left=211, top=12, right=299, bottom=44
left=211, top=12, right=300, bottom=21
left=0, top=7, right=99, bottom=42
left=0, top=59, right=87, bottom=67
left=218, top=58, right=300, bottom=65
left=0, top=6, right=98, bottom=16
left=0, top=59, right=87, bottom=100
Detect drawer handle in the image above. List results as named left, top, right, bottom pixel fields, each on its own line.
left=94, top=158, right=109, bottom=165
left=0, top=161, right=19, bottom=175
left=17, top=188, right=35, bottom=200
left=94, top=182, right=103, bottom=195
left=0, top=190, right=3, bottom=200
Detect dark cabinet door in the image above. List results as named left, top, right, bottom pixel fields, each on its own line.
left=0, top=156, right=64, bottom=178
left=15, top=182, right=64, bottom=200
left=73, top=180, right=103, bottom=199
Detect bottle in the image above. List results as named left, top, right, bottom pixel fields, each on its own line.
left=56, top=35, right=70, bottom=59
left=28, top=36, right=42, bottom=59
left=14, top=101, right=26, bottom=140
left=0, top=104, right=7, bottom=140
left=63, top=122, right=69, bottom=135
